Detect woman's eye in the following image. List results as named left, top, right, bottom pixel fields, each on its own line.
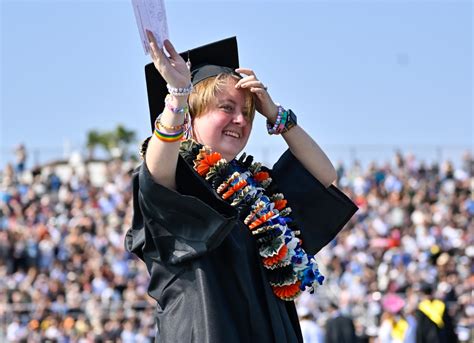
left=221, top=105, right=233, bottom=112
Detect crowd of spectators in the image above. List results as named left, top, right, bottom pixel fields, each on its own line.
left=0, top=146, right=472, bottom=342
left=296, top=151, right=473, bottom=342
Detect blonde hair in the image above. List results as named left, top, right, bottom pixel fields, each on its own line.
left=188, top=73, right=256, bottom=121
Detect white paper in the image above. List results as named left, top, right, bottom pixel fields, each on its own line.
left=131, top=0, right=169, bottom=55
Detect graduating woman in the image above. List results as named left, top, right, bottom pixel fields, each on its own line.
left=125, top=32, right=358, bottom=343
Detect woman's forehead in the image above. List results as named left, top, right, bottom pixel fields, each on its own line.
left=215, top=78, right=248, bottom=103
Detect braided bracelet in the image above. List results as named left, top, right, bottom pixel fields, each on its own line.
left=165, top=94, right=189, bottom=115
left=277, top=110, right=289, bottom=133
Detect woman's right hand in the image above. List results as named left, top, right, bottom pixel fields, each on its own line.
left=146, top=31, right=191, bottom=89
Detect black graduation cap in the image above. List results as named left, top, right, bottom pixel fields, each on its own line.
left=145, top=37, right=240, bottom=132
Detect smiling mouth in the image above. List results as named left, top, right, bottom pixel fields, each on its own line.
left=223, top=130, right=241, bottom=139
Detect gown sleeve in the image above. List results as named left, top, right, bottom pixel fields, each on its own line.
left=271, top=149, right=358, bottom=255
left=125, top=154, right=238, bottom=266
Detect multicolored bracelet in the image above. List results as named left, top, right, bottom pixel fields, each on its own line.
left=266, top=106, right=283, bottom=135
left=165, top=94, right=189, bottom=115
left=154, top=126, right=184, bottom=142
left=153, top=94, right=190, bottom=142
left=277, top=110, right=289, bottom=133
left=266, top=105, right=297, bottom=135
left=267, top=105, right=288, bottom=135
left=155, top=115, right=187, bottom=132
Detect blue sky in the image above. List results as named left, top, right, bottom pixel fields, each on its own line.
left=1, top=0, right=472, bottom=167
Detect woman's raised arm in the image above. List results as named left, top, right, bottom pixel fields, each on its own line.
left=235, top=68, right=337, bottom=188
left=144, top=32, right=191, bottom=190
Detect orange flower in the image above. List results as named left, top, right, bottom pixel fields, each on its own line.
left=249, top=211, right=274, bottom=230
left=272, top=281, right=301, bottom=299
left=195, top=152, right=222, bottom=176
left=254, top=171, right=270, bottom=182
left=263, top=245, right=288, bottom=266
left=274, top=199, right=287, bottom=211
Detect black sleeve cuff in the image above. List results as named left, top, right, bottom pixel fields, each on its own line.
left=272, top=149, right=358, bottom=254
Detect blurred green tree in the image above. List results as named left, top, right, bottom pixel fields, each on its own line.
left=86, top=125, right=136, bottom=160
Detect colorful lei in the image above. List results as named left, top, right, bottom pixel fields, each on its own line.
left=179, top=140, right=325, bottom=301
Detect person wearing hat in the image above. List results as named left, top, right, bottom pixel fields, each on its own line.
left=125, top=32, right=358, bottom=343
left=378, top=294, right=417, bottom=343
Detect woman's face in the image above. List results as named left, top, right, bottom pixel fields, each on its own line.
left=193, top=77, right=253, bottom=161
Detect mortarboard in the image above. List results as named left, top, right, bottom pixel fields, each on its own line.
left=145, top=37, right=240, bottom=132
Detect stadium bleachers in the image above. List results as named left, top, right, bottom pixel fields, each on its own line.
left=0, top=150, right=472, bottom=342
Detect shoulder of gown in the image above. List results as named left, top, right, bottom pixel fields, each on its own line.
left=124, top=154, right=238, bottom=265
left=271, top=149, right=358, bottom=254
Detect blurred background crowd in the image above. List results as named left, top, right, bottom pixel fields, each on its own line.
left=0, top=145, right=472, bottom=342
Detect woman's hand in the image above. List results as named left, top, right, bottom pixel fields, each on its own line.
left=234, top=68, right=278, bottom=120
left=147, top=31, right=191, bottom=88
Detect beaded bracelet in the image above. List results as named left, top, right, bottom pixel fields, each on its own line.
left=139, top=136, right=152, bottom=159
left=166, top=83, right=193, bottom=97
left=267, top=105, right=288, bottom=135
left=155, top=114, right=187, bottom=132
left=165, top=94, right=189, bottom=115
left=266, top=106, right=283, bottom=135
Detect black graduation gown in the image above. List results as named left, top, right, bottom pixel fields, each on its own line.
left=415, top=305, right=458, bottom=343
left=325, top=315, right=357, bottom=343
left=125, top=149, right=358, bottom=343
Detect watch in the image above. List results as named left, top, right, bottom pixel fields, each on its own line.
left=284, top=109, right=297, bottom=132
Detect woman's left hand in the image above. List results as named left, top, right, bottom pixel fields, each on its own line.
left=235, top=68, right=278, bottom=120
